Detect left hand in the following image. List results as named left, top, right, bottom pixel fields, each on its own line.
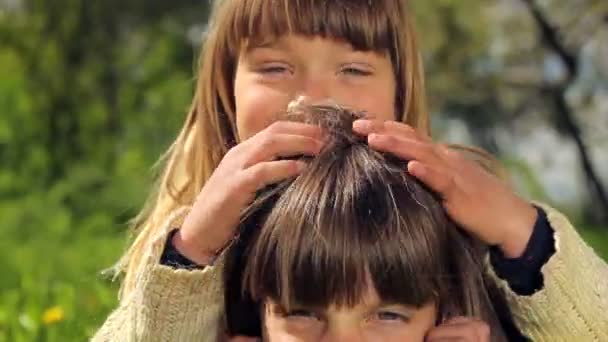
left=353, top=119, right=538, bottom=258
left=425, top=317, right=491, bottom=341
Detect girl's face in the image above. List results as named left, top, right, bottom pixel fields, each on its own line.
left=234, top=34, right=397, bottom=140
left=262, top=285, right=437, bottom=342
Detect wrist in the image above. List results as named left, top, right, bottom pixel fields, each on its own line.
left=172, top=229, right=226, bottom=266
left=497, top=201, right=537, bottom=258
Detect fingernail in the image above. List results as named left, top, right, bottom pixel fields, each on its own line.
left=353, top=120, right=371, bottom=132
left=408, top=162, right=424, bottom=176
left=296, top=161, right=308, bottom=172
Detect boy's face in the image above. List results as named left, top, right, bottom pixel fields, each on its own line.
left=234, top=34, right=397, bottom=140
left=261, top=285, right=437, bottom=342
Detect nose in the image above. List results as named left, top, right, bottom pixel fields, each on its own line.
left=320, top=328, right=366, bottom=342
left=292, top=73, right=333, bottom=106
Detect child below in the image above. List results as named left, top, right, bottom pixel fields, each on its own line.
left=223, top=104, right=526, bottom=342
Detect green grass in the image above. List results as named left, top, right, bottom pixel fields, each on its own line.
left=579, top=227, right=608, bottom=261
left=0, top=231, right=124, bottom=341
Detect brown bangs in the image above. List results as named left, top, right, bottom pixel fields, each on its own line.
left=224, top=104, right=513, bottom=340
left=224, top=0, right=400, bottom=54
left=244, top=162, right=450, bottom=310
left=238, top=105, right=451, bottom=310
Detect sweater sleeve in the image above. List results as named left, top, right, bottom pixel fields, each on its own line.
left=91, top=208, right=226, bottom=342
left=487, top=202, right=608, bottom=342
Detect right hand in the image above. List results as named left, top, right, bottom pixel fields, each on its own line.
left=174, top=121, right=323, bottom=265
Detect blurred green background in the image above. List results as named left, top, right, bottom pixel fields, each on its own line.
left=1, top=1, right=607, bottom=340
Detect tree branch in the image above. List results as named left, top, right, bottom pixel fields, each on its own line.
left=521, top=0, right=608, bottom=223
left=521, top=0, right=577, bottom=80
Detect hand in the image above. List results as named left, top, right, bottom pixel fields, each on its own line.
left=176, top=121, right=323, bottom=265
left=426, top=317, right=491, bottom=341
left=353, top=119, right=538, bottom=258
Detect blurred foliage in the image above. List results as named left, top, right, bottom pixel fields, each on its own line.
left=0, top=0, right=606, bottom=340
left=0, top=0, right=209, bottom=340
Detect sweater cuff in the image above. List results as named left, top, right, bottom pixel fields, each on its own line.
left=487, top=202, right=608, bottom=340
left=489, top=206, right=556, bottom=295
left=160, top=229, right=204, bottom=270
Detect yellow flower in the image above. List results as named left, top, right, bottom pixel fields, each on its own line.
left=42, top=306, right=65, bottom=325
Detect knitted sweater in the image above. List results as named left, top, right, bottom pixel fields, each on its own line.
left=92, top=203, right=608, bottom=341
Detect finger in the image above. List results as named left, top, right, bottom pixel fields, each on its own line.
left=246, top=134, right=323, bottom=166
left=265, top=121, right=324, bottom=140
left=241, top=159, right=307, bottom=191
left=352, top=119, right=387, bottom=135
left=427, top=320, right=490, bottom=342
left=426, top=337, right=466, bottom=342
left=367, top=134, right=439, bottom=164
left=383, top=121, right=431, bottom=142
left=425, top=324, right=478, bottom=341
left=407, top=161, right=455, bottom=196
left=353, top=120, right=426, bottom=141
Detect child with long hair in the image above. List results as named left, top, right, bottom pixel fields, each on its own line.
left=93, top=0, right=607, bottom=341
left=223, top=104, right=526, bottom=341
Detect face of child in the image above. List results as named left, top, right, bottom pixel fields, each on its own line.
left=261, top=285, right=437, bottom=342
left=234, top=34, right=397, bottom=140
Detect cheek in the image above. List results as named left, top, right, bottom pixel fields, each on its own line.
left=234, top=82, right=291, bottom=141
left=359, top=92, right=395, bottom=121
left=367, top=319, right=435, bottom=342
left=338, top=78, right=396, bottom=121
left=264, top=315, right=320, bottom=342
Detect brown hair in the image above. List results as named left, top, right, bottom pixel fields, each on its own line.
left=119, top=0, right=429, bottom=297
left=224, top=105, right=519, bottom=341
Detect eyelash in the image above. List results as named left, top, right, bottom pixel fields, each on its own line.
left=256, top=65, right=372, bottom=76
left=285, top=309, right=321, bottom=320
left=284, top=309, right=408, bottom=323
left=341, top=67, right=372, bottom=76
left=259, top=66, right=290, bottom=74
left=372, top=311, right=410, bottom=322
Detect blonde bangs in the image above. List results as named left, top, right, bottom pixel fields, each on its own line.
left=222, top=0, right=402, bottom=54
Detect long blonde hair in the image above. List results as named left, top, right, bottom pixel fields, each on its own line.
left=118, top=0, right=430, bottom=297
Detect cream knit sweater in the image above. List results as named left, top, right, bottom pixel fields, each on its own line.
left=92, top=203, right=608, bottom=342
